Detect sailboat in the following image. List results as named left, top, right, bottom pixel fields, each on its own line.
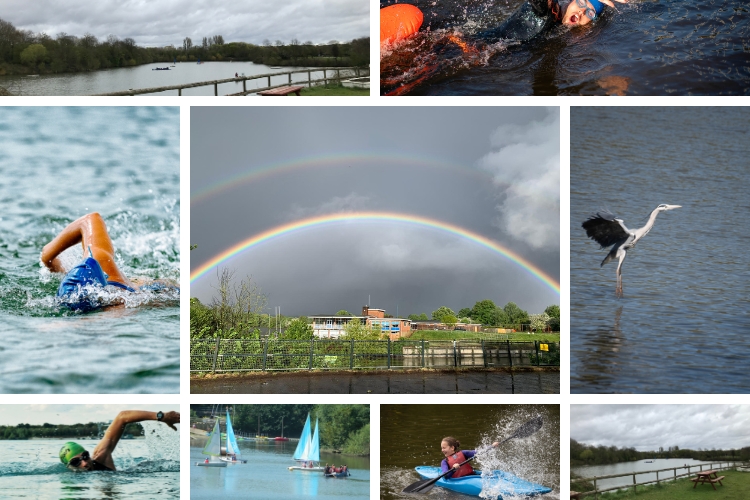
left=195, top=419, right=227, bottom=467
left=288, top=414, right=324, bottom=471
left=220, top=410, right=247, bottom=464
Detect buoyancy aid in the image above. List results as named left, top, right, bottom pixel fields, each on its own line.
left=445, top=451, right=474, bottom=478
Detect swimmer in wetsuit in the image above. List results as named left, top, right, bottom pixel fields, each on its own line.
left=41, top=212, right=178, bottom=311
left=60, top=410, right=180, bottom=472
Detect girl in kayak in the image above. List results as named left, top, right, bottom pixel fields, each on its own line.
left=440, top=437, right=500, bottom=478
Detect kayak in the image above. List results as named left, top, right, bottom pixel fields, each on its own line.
left=415, top=466, right=551, bottom=498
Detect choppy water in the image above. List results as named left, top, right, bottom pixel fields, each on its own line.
left=380, top=404, right=559, bottom=500
left=0, top=423, right=180, bottom=499
left=571, top=107, right=750, bottom=393
left=1, top=61, right=323, bottom=96
left=381, top=0, right=750, bottom=95
left=190, top=438, right=370, bottom=500
left=0, top=107, right=180, bottom=393
left=573, top=458, right=717, bottom=491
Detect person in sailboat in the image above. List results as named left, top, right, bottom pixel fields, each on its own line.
left=60, top=410, right=180, bottom=471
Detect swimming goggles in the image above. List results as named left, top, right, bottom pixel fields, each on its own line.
left=576, top=0, right=596, bottom=20
left=69, top=451, right=91, bottom=467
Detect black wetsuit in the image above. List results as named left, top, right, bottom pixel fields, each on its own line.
left=91, top=461, right=114, bottom=471
left=478, top=0, right=564, bottom=43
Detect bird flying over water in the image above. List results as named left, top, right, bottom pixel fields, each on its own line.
left=582, top=204, right=681, bottom=297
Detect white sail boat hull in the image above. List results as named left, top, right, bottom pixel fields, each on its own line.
left=288, top=465, right=325, bottom=471
left=196, top=461, right=227, bottom=467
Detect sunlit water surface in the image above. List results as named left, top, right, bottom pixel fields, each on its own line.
left=571, top=107, right=750, bottom=393
left=0, top=422, right=179, bottom=499
left=380, top=404, right=559, bottom=500
left=380, top=0, right=750, bottom=95
left=0, top=107, right=180, bottom=393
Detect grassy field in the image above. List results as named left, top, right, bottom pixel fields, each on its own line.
left=589, top=471, right=748, bottom=500
left=300, top=84, right=369, bottom=96
left=406, top=330, right=560, bottom=342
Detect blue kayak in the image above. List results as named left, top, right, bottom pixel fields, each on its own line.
left=415, top=466, right=551, bottom=498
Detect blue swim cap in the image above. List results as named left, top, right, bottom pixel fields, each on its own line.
left=587, top=0, right=604, bottom=15
left=56, top=248, right=109, bottom=312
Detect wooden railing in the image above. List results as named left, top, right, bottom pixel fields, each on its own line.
left=92, top=66, right=369, bottom=96
left=571, top=462, right=744, bottom=499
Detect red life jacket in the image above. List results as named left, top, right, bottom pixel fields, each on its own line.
left=446, top=451, right=474, bottom=478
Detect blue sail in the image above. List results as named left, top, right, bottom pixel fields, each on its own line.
left=226, top=410, right=241, bottom=458
left=308, top=418, right=320, bottom=462
left=293, top=414, right=312, bottom=461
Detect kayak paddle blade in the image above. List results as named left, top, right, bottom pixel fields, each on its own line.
left=402, top=476, right=439, bottom=494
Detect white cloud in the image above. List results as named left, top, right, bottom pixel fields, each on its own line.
left=478, top=109, right=560, bottom=250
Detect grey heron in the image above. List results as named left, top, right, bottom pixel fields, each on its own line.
left=582, top=204, right=681, bottom=296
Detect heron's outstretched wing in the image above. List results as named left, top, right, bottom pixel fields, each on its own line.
left=582, top=211, right=630, bottom=248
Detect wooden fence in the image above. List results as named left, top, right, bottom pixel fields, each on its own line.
left=571, top=462, right=744, bottom=499
left=93, top=66, right=369, bottom=96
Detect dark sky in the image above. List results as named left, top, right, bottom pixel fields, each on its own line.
left=191, top=106, right=560, bottom=318
left=571, top=405, right=750, bottom=451
left=2, top=0, right=369, bottom=47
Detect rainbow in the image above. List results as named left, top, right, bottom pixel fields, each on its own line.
left=191, top=212, right=560, bottom=295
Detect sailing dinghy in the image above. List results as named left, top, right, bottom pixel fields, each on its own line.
left=195, top=419, right=227, bottom=467
left=220, top=410, right=247, bottom=464
left=288, top=414, right=324, bottom=471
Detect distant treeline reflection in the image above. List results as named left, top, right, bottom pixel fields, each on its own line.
left=1, top=422, right=143, bottom=440
left=0, top=18, right=369, bottom=76
left=571, top=439, right=750, bottom=466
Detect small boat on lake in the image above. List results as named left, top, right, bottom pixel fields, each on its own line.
left=220, top=410, right=247, bottom=464
left=196, top=420, right=227, bottom=467
left=324, top=466, right=350, bottom=478
left=288, top=413, right=324, bottom=471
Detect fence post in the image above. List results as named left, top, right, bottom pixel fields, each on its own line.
left=387, top=340, right=391, bottom=369
left=336, top=68, right=340, bottom=84
left=243, top=79, right=246, bottom=93
left=350, top=339, right=354, bottom=369
left=211, top=338, right=221, bottom=373
left=214, top=82, right=218, bottom=96
left=453, top=341, right=458, bottom=367
left=309, top=339, right=314, bottom=370
left=656, top=470, right=659, bottom=485
left=262, top=338, right=268, bottom=371
left=324, top=69, right=327, bottom=86
left=632, top=473, right=636, bottom=493
left=268, top=75, right=271, bottom=88
left=421, top=339, right=425, bottom=367
left=308, top=70, right=311, bottom=87
left=178, top=88, right=182, bottom=96
left=534, top=341, right=540, bottom=366
left=506, top=340, right=513, bottom=368
left=482, top=340, right=487, bottom=368
left=594, top=478, right=598, bottom=500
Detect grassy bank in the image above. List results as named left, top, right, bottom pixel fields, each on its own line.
left=590, top=471, right=749, bottom=500
left=300, top=84, right=368, bottom=96
left=407, top=330, right=560, bottom=342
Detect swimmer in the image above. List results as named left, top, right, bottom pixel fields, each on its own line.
left=60, top=410, right=180, bottom=471
left=41, top=212, right=178, bottom=311
left=440, top=437, right=500, bottom=479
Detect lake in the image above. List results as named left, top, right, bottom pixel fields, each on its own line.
left=570, top=107, right=750, bottom=393
left=380, top=404, right=559, bottom=500
left=190, top=437, right=370, bottom=500
left=380, top=0, right=750, bottom=95
left=0, top=107, right=180, bottom=393
left=573, top=458, right=717, bottom=491
left=0, top=424, right=179, bottom=499
left=0, top=61, right=332, bottom=96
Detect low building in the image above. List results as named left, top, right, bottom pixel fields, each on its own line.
left=411, top=321, right=483, bottom=332
left=311, top=306, right=411, bottom=340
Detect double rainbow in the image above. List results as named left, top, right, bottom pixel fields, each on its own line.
left=190, top=211, right=560, bottom=295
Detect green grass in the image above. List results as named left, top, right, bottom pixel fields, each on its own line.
left=299, top=84, right=369, bottom=96
left=406, top=330, right=560, bottom=342
left=595, top=471, right=749, bottom=500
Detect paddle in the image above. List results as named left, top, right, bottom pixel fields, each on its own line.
left=401, top=415, right=543, bottom=495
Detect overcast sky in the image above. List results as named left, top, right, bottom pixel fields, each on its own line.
left=571, top=405, right=750, bottom=451
left=2, top=0, right=369, bottom=47
left=191, top=107, right=560, bottom=317
left=0, top=405, right=180, bottom=426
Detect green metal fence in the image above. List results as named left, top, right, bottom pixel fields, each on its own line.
left=190, top=339, right=560, bottom=373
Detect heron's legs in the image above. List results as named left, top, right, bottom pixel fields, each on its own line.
left=615, top=250, right=627, bottom=297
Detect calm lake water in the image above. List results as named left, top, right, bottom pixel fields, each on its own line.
left=380, top=0, right=750, bottom=95
left=573, top=458, right=717, bottom=491
left=0, top=61, right=344, bottom=96
left=0, top=107, right=180, bottom=393
left=380, top=404, right=559, bottom=500
left=571, top=107, right=750, bottom=393
left=0, top=424, right=180, bottom=499
left=190, top=437, right=370, bottom=500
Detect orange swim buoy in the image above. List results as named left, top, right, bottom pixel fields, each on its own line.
left=380, top=4, right=424, bottom=45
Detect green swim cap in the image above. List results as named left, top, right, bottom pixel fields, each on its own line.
left=59, top=442, right=86, bottom=465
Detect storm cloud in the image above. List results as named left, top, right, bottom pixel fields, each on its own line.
left=571, top=405, right=750, bottom=452
left=191, top=107, right=560, bottom=318
left=2, top=0, right=369, bottom=47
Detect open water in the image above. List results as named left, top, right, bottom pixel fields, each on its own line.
left=573, top=458, right=717, bottom=491
left=380, top=0, right=750, bottom=95
left=570, top=107, right=750, bottom=393
left=380, top=404, right=559, bottom=500
left=1, top=61, right=328, bottom=96
left=0, top=423, right=180, bottom=499
left=190, top=437, right=370, bottom=500
left=0, top=107, right=180, bottom=393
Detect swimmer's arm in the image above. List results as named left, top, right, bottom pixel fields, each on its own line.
left=92, top=411, right=180, bottom=467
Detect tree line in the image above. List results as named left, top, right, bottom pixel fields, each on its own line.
left=571, top=439, right=750, bottom=466
left=192, top=404, right=369, bottom=455
left=1, top=422, right=143, bottom=440
left=408, top=301, right=561, bottom=332
left=0, top=17, right=368, bottom=76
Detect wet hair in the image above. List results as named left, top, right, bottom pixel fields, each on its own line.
left=442, top=437, right=461, bottom=451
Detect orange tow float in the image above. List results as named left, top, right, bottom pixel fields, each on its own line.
left=380, top=4, right=424, bottom=45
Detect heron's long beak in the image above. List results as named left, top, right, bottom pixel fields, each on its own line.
left=665, top=205, right=681, bottom=210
